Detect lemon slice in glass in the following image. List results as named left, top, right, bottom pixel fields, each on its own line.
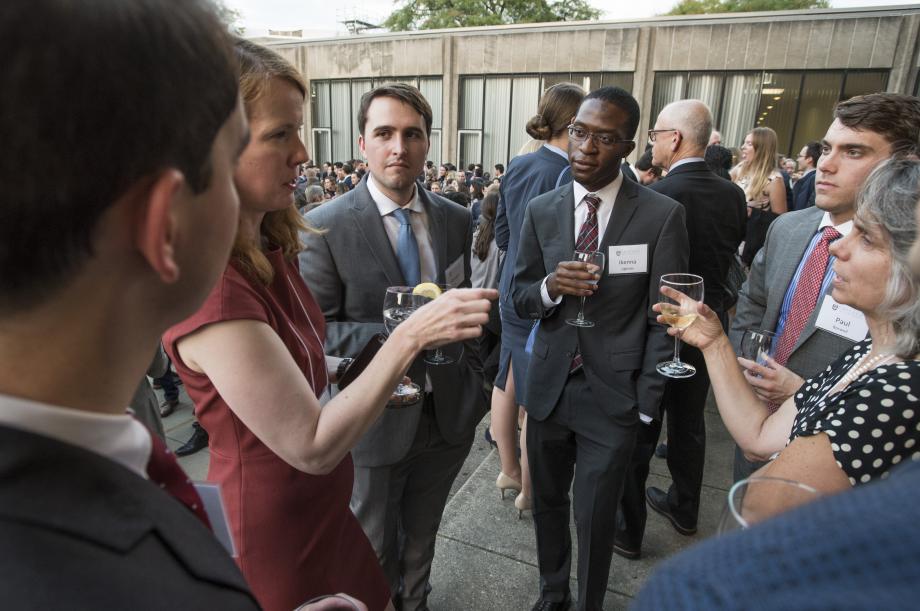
left=412, top=282, right=442, bottom=300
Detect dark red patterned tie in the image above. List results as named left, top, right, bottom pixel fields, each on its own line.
left=570, top=194, right=601, bottom=374
left=146, top=430, right=212, bottom=529
left=768, top=226, right=841, bottom=411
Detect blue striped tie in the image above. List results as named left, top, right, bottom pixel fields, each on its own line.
left=393, top=208, right=420, bottom=287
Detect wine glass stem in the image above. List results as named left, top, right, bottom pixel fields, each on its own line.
left=577, top=296, right=586, bottom=321
left=673, top=330, right=682, bottom=364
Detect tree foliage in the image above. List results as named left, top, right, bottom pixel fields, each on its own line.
left=666, top=0, right=829, bottom=15
left=383, top=0, right=601, bottom=31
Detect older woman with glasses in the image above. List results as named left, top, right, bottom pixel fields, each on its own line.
left=662, top=158, right=920, bottom=513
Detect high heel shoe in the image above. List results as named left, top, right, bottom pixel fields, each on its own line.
left=514, top=492, right=532, bottom=519
left=496, top=472, right=522, bottom=499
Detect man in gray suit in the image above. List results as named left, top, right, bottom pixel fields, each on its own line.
left=300, top=83, right=489, bottom=611
left=512, top=87, right=688, bottom=611
left=730, top=92, right=920, bottom=479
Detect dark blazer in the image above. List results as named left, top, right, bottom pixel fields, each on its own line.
left=511, top=178, right=689, bottom=422
left=792, top=170, right=816, bottom=211
left=650, top=160, right=746, bottom=312
left=0, top=425, right=257, bottom=610
left=730, top=205, right=855, bottom=378
left=300, top=179, right=488, bottom=467
left=495, top=146, right=571, bottom=301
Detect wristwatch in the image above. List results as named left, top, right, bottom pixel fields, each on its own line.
left=335, top=357, right=354, bottom=382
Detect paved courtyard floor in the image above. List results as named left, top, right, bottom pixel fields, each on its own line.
left=163, top=386, right=733, bottom=610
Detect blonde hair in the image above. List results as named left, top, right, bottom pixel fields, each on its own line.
left=233, top=39, right=316, bottom=285
left=737, top=127, right=779, bottom=201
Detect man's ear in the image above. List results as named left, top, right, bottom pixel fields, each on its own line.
left=136, top=169, right=184, bottom=284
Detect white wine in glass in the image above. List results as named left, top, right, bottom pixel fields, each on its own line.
left=656, top=273, right=704, bottom=378
left=565, top=250, right=605, bottom=328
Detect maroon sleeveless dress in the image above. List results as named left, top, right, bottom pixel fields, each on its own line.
left=164, top=247, right=390, bottom=611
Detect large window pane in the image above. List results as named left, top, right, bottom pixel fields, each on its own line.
left=756, top=72, right=801, bottom=156
left=687, top=74, right=723, bottom=122
left=720, top=73, right=760, bottom=149
left=350, top=80, right=372, bottom=159
left=509, top=77, right=541, bottom=164
left=312, top=129, right=331, bottom=166
left=428, top=129, right=442, bottom=168
left=458, top=131, right=481, bottom=170
left=482, top=78, right=512, bottom=170
left=419, top=77, right=443, bottom=128
left=312, top=81, right=331, bottom=127
left=602, top=72, right=634, bottom=92
left=842, top=71, right=888, bottom=100
left=460, top=78, right=484, bottom=130
left=651, top=74, right=686, bottom=130
left=792, top=72, right=844, bottom=157
left=330, top=81, right=352, bottom=162
left=542, top=73, right=574, bottom=90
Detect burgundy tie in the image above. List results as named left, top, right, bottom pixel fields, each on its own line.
left=146, top=430, right=212, bottom=529
left=768, top=226, right=841, bottom=410
left=570, top=194, right=601, bottom=374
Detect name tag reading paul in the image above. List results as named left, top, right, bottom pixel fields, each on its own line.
left=608, top=244, right=648, bottom=275
left=815, top=295, right=869, bottom=341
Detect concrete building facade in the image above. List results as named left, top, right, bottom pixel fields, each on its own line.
left=268, top=5, right=920, bottom=170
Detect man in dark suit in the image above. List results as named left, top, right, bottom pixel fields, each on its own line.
left=300, top=84, right=489, bottom=611
left=729, top=93, right=920, bottom=480
left=512, top=87, right=688, bottom=611
left=616, top=100, right=746, bottom=555
left=0, top=0, right=258, bottom=608
left=791, top=140, right=820, bottom=211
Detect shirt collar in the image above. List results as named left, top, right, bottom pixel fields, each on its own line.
left=819, top=210, right=853, bottom=237
left=0, top=391, right=152, bottom=477
left=669, top=156, right=706, bottom=171
left=543, top=143, right=568, bottom=159
left=367, top=173, right=423, bottom=216
left=572, top=172, right=623, bottom=211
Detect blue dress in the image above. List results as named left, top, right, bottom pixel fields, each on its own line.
left=494, top=144, right=570, bottom=403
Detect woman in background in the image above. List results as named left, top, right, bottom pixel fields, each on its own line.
left=732, top=127, right=786, bottom=266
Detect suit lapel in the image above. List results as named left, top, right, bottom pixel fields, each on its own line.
left=600, top=176, right=640, bottom=248
left=420, top=190, right=447, bottom=281
left=555, top=185, right=577, bottom=255
left=349, top=181, right=404, bottom=286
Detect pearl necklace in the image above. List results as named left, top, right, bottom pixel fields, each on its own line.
left=838, top=348, right=896, bottom=388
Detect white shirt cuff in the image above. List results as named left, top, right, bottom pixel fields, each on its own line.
left=540, top=276, right=563, bottom=310
left=639, top=413, right=653, bottom=424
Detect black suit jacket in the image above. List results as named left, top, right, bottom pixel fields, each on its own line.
left=0, top=425, right=258, bottom=610
left=792, top=170, right=816, bottom=211
left=650, top=161, right=746, bottom=312
left=511, top=178, right=689, bottom=422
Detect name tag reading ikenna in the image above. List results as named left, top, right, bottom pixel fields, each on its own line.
left=608, top=244, right=648, bottom=274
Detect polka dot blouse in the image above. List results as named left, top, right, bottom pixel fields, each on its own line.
left=789, top=339, right=920, bottom=485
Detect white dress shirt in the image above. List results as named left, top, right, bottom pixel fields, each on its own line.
left=0, top=392, right=152, bottom=477
left=367, top=173, right=438, bottom=284
left=668, top=156, right=705, bottom=172
left=539, top=173, right=624, bottom=308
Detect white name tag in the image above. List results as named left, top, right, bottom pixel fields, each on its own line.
left=815, top=295, right=868, bottom=341
left=445, top=255, right=464, bottom=288
left=608, top=244, right=648, bottom=275
left=194, top=482, right=237, bottom=557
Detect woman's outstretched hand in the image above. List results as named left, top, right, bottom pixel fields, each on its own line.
left=653, top=285, right=726, bottom=351
left=394, top=288, right=498, bottom=352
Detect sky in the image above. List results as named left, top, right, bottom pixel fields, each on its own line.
left=224, top=0, right=918, bottom=38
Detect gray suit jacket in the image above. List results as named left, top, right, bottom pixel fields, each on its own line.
left=300, top=179, right=488, bottom=467
left=511, top=178, right=689, bottom=423
left=730, top=205, right=855, bottom=379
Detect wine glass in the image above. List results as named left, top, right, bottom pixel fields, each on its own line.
left=382, top=286, right=422, bottom=402
left=565, top=250, right=605, bottom=327
left=417, top=284, right=462, bottom=366
left=741, top=329, right=776, bottom=367
left=656, top=273, right=704, bottom=378
left=718, top=476, right=821, bottom=534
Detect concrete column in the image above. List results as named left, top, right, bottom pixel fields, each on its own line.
left=443, top=34, right=458, bottom=166
left=887, top=13, right=920, bottom=93
left=631, top=26, right=656, bottom=164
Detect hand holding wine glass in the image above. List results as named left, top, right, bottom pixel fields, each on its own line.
left=565, top=250, right=605, bottom=328
left=382, top=286, right=424, bottom=403
left=656, top=274, right=704, bottom=378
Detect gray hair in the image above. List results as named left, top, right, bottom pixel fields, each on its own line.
left=855, top=157, right=920, bottom=358
left=305, top=185, right=325, bottom=204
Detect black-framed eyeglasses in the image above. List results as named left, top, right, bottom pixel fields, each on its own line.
left=567, top=125, right=633, bottom=148
left=647, top=128, right=679, bottom=143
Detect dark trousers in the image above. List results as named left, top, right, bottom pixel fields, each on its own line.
left=617, top=311, right=726, bottom=548
left=528, top=372, right=636, bottom=611
left=154, top=359, right=180, bottom=402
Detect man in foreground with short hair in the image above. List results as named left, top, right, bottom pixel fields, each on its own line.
left=0, top=0, right=258, bottom=607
